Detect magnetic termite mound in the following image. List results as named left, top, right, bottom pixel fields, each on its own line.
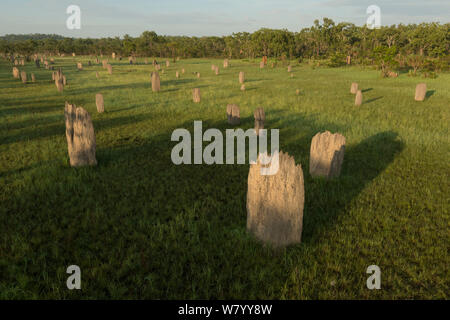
left=12, top=67, right=19, bottom=78
left=20, top=71, right=27, bottom=84
left=192, top=88, right=201, bottom=103
left=254, top=107, right=265, bottom=136
left=96, top=93, right=104, bottom=113
left=239, top=71, right=245, bottom=84
left=247, top=151, right=305, bottom=248
left=226, top=104, right=240, bottom=125
left=415, top=83, right=427, bottom=102
left=355, top=90, right=363, bottom=106
left=152, top=71, right=160, bottom=92
left=54, top=68, right=64, bottom=92
left=309, top=131, right=346, bottom=179
left=64, top=102, right=97, bottom=167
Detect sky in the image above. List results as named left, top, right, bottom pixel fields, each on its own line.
left=0, top=0, right=449, bottom=38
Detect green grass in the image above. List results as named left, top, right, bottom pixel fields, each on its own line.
left=0, top=56, right=448, bottom=299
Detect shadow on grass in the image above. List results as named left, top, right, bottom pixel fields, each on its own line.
left=0, top=113, right=404, bottom=298
left=163, top=79, right=196, bottom=86
left=365, top=96, right=383, bottom=104
left=67, top=82, right=151, bottom=95
left=1, top=120, right=266, bottom=298
left=259, top=109, right=404, bottom=242
left=299, top=131, right=404, bottom=243
left=0, top=112, right=156, bottom=145
left=106, top=106, right=140, bottom=113
left=0, top=160, right=60, bottom=180
left=245, top=78, right=268, bottom=83
left=163, top=88, right=180, bottom=93
left=0, top=103, right=62, bottom=115
left=426, top=90, right=435, bottom=99
left=1, top=114, right=63, bottom=131
left=241, top=87, right=258, bottom=92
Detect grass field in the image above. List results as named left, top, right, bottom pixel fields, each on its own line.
left=0, top=56, right=448, bottom=299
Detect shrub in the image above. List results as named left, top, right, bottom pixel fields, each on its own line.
left=327, top=52, right=346, bottom=67
left=373, top=46, right=398, bottom=78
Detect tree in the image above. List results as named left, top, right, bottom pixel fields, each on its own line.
left=373, top=46, right=398, bottom=77
left=122, top=34, right=136, bottom=56
left=407, top=54, right=424, bottom=75
left=0, top=22, right=448, bottom=68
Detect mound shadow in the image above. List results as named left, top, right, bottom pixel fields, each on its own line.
left=0, top=103, right=62, bottom=116
left=245, top=78, right=269, bottom=83
left=1, top=112, right=156, bottom=145
left=162, top=79, right=196, bottom=86
left=426, top=90, right=435, bottom=99
left=67, top=82, right=151, bottom=95
left=1, top=114, right=404, bottom=298
left=4, top=115, right=403, bottom=249
left=365, top=96, right=383, bottom=104
left=296, top=131, right=404, bottom=244
left=260, top=111, right=404, bottom=243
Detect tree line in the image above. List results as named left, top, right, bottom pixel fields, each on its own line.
left=1, top=19, right=449, bottom=73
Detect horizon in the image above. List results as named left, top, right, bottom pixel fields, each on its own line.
left=1, top=0, right=449, bottom=38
